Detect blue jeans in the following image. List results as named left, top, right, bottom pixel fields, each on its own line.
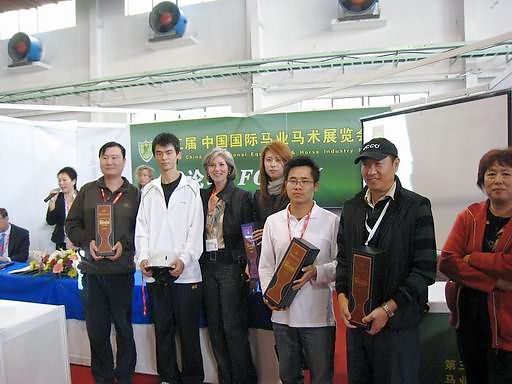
left=202, top=262, right=257, bottom=384
left=273, top=323, right=335, bottom=384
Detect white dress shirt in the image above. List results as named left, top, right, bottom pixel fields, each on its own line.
left=259, top=203, right=339, bottom=327
left=0, top=224, right=11, bottom=261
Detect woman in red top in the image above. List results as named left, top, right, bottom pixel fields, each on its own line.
left=439, top=147, right=512, bottom=384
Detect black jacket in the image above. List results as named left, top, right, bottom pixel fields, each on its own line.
left=336, top=177, right=437, bottom=329
left=65, top=177, right=140, bottom=275
left=46, top=192, right=66, bottom=246
left=8, top=224, right=30, bottom=262
left=252, top=190, right=289, bottom=230
left=201, top=180, right=253, bottom=263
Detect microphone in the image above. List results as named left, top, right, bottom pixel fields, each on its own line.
left=44, top=189, right=60, bottom=203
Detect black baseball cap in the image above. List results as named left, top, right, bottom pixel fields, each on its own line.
left=354, top=137, right=398, bottom=164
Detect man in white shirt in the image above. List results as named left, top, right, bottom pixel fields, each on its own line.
left=135, top=133, right=204, bottom=384
left=259, top=156, right=339, bottom=384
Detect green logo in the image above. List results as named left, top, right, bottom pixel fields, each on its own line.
left=138, top=140, right=153, bottom=162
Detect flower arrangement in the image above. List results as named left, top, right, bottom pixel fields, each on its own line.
left=29, top=249, right=79, bottom=278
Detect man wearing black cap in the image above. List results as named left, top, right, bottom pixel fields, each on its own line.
left=335, top=137, right=437, bottom=384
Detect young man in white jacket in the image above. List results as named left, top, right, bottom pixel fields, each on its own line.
left=135, top=133, right=204, bottom=384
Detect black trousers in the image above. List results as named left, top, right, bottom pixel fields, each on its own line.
left=347, top=326, right=420, bottom=384
left=147, top=280, right=204, bottom=384
left=85, top=273, right=136, bottom=384
left=202, top=262, right=257, bottom=384
left=457, top=288, right=512, bottom=384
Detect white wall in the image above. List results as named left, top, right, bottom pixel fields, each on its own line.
left=0, top=116, right=130, bottom=253
left=1, top=0, right=511, bottom=119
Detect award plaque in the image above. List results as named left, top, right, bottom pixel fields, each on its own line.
left=96, top=203, right=115, bottom=257
left=241, top=223, right=259, bottom=290
left=264, top=237, right=319, bottom=309
left=348, top=245, right=385, bottom=329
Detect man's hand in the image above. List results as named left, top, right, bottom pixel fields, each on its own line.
left=292, top=265, right=317, bottom=290
left=463, top=254, right=471, bottom=263
left=362, top=307, right=389, bottom=335
left=89, top=240, right=102, bottom=261
left=337, top=293, right=356, bottom=328
left=170, top=259, right=185, bottom=277
left=139, top=259, right=153, bottom=277
left=252, top=229, right=264, bottom=245
left=496, top=278, right=512, bottom=291
left=106, top=241, right=123, bottom=261
left=263, top=298, right=285, bottom=311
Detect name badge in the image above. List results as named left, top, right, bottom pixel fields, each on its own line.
left=206, top=238, right=219, bottom=252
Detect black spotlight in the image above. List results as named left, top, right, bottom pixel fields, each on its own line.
left=337, top=0, right=380, bottom=20
left=149, top=1, right=187, bottom=41
left=7, top=32, right=43, bottom=67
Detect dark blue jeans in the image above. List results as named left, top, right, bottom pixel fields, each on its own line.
left=347, top=326, right=420, bottom=384
left=147, top=280, right=204, bottom=384
left=85, top=273, right=136, bottom=384
left=273, top=323, right=335, bottom=384
left=202, top=262, right=257, bottom=384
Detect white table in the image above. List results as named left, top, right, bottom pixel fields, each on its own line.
left=428, top=281, right=448, bottom=313
left=0, top=300, right=70, bottom=384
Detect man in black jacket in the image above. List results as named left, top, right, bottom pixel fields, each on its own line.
left=0, top=208, right=29, bottom=262
left=336, top=138, right=437, bottom=384
left=66, top=142, right=139, bottom=384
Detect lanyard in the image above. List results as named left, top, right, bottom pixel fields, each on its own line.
left=100, top=188, right=123, bottom=205
left=287, top=205, right=313, bottom=242
left=365, top=200, right=390, bottom=246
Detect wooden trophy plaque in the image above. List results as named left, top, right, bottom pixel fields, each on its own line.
left=241, top=223, right=259, bottom=290
left=96, top=203, right=115, bottom=257
left=264, top=237, right=319, bottom=309
left=349, top=245, right=385, bottom=329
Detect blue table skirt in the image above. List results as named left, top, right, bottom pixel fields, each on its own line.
left=0, top=262, right=272, bottom=328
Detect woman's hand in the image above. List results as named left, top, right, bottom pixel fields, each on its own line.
left=252, top=229, right=264, bottom=245
left=496, top=278, right=512, bottom=291
left=47, top=188, right=60, bottom=210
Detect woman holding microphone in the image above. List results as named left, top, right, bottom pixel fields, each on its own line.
left=46, top=166, right=78, bottom=250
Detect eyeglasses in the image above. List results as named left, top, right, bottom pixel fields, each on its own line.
left=286, top=179, right=314, bottom=187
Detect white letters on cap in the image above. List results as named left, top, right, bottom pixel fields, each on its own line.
left=362, top=143, right=380, bottom=151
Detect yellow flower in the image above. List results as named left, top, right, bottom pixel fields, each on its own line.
left=67, top=269, right=77, bottom=278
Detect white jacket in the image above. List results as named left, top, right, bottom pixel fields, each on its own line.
left=135, top=173, right=204, bottom=283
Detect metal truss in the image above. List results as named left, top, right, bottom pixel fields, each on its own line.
left=1, top=40, right=511, bottom=103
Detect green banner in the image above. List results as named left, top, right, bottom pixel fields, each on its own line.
left=130, top=108, right=387, bottom=207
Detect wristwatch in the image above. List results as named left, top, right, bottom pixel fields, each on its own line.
left=381, top=302, right=395, bottom=318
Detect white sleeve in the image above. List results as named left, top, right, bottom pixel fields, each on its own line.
left=258, top=219, right=276, bottom=293
left=179, top=185, right=204, bottom=267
